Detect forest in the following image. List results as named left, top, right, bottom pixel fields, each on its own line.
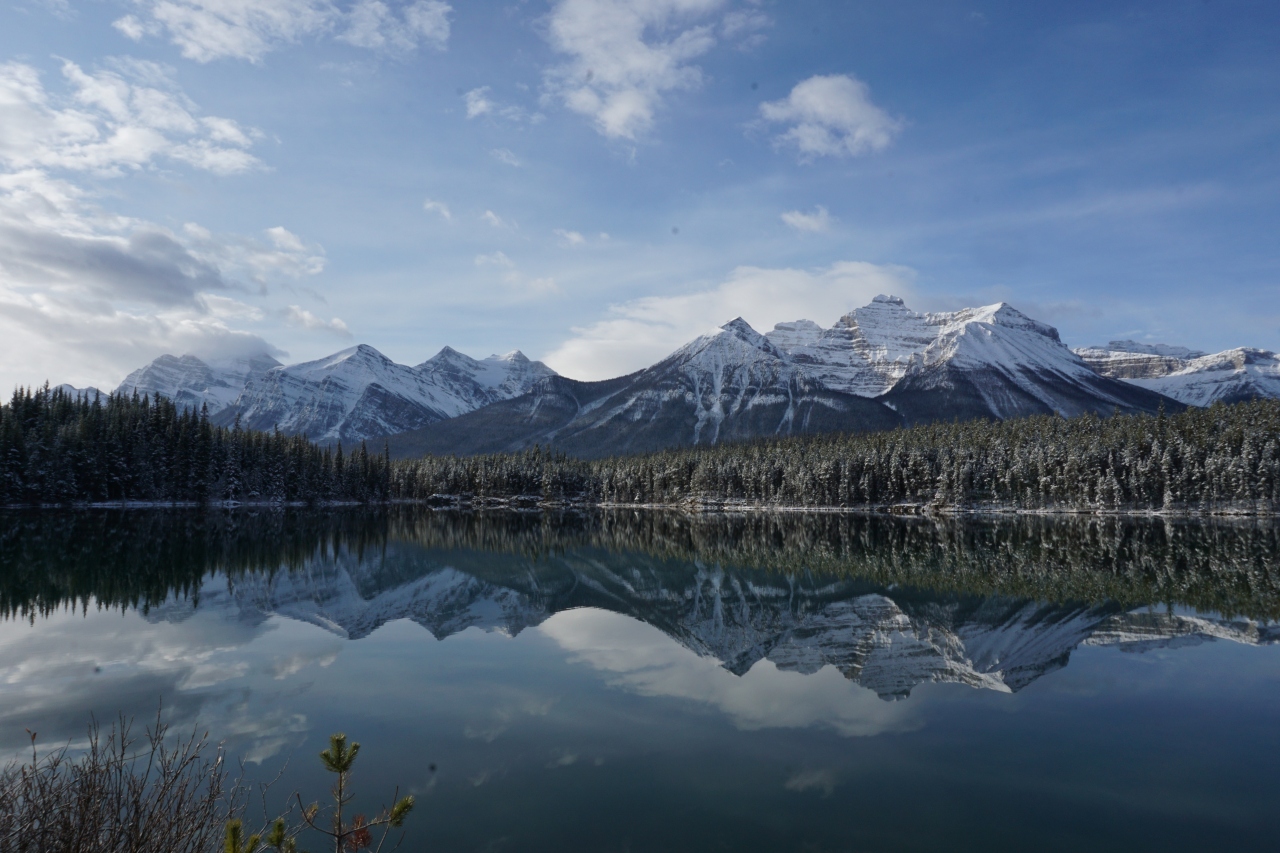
left=0, top=386, right=390, bottom=505
left=392, top=398, right=1280, bottom=514
left=5, top=385, right=1279, bottom=515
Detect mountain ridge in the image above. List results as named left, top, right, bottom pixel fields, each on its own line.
left=103, top=294, right=1280, bottom=456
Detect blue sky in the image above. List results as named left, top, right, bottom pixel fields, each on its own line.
left=1, top=0, right=1277, bottom=390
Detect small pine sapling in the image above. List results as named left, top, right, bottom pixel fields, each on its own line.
left=297, top=733, right=415, bottom=853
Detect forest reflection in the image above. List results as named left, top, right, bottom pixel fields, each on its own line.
left=4, top=508, right=1279, bottom=619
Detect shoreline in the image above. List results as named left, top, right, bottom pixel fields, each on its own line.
left=1, top=497, right=1276, bottom=518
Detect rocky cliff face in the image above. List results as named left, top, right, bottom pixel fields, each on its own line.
left=1076, top=341, right=1280, bottom=406
left=768, top=297, right=1179, bottom=424
left=117, top=353, right=282, bottom=416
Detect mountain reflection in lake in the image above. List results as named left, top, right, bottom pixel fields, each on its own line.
left=2, top=509, right=1279, bottom=852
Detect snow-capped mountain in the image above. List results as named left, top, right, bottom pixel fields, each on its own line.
left=385, top=318, right=902, bottom=459
left=117, top=345, right=556, bottom=443
left=54, top=383, right=104, bottom=399
left=117, top=353, right=282, bottom=416
left=1076, top=341, right=1280, bottom=407
left=180, top=545, right=1280, bottom=700
left=416, top=347, right=556, bottom=408
left=767, top=296, right=1177, bottom=424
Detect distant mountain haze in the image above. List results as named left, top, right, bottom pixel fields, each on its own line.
left=100, top=296, right=1280, bottom=457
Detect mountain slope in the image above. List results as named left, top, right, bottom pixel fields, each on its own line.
left=386, top=319, right=902, bottom=459
left=218, top=344, right=556, bottom=443
left=117, top=353, right=281, bottom=416
left=116, top=345, right=557, bottom=443
left=1076, top=341, right=1280, bottom=406
left=766, top=296, right=1180, bottom=424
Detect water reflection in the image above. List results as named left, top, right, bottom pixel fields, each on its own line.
left=2, top=509, right=1279, bottom=851
left=3, top=509, right=1277, bottom=704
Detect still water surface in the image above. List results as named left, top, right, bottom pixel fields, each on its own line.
left=1, top=509, right=1279, bottom=852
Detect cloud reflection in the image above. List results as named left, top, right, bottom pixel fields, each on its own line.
left=539, top=608, right=920, bottom=737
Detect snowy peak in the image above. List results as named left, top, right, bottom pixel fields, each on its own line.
left=1078, top=341, right=1280, bottom=406
left=767, top=296, right=1086, bottom=399
left=761, top=295, right=1174, bottom=422
left=718, top=317, right=784, bottom=356
left=117, top=352, right=281, bottom=416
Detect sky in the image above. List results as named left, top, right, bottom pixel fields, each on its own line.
left=1, top=0, right=1277, bottom=391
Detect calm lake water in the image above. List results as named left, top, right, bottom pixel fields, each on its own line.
left=2, top=509, right=1279, bottom=852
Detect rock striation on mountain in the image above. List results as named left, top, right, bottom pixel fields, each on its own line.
left=117, top=353, right=282, bottom=416
left=765, top=296, right=1176, bottom=424
left=384, top=317, right=902, bottom=458
left=1076, top=341, right=1280, bottom=407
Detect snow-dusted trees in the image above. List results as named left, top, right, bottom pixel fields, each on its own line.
left=0, top=386, right=389, bottom=505
left=391, top=399, right=1280, bottom=514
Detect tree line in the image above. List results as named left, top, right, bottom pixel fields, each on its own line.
left=6, top=385, right=1278, bottom=514
left=0, top=386, right=390, bottom=506
left=391, top=399, right=1280, bottom=514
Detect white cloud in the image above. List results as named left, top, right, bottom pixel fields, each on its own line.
left=114, top=0, right=451, bottom=63
left=542, top=260, right=915, bottom=380
left=422, top=197, right=451, bottom=220
left=464, top=86, right=493, bottom=118
left=553, top=227, right=586, bottom=245
left=339, top=0, right=451, bottom=52
left=781, top=205, right=833, bottom=233
left=490, top=147, right=521, bottom=166
left=284, top=304, right=351, bottom=336
left=464, top=87, right=534, bottom=122
left=542, top=0, right=730, bottom=140
left=760, top=74, right=901, bottom=160
left=539, top=609, right=919, bottom=737
left=0, top=170, right=323, bottom=390
left=720, top=7, right=769, bottom=39
left=0, top=60, right=260, bottom=176
left=474, top=249, right=514, bottom=268
left=474, top=250, right=560, bottom=297
left=113, top=15, right=150, bottom=40
left=481, top=209, right=507, bottom=228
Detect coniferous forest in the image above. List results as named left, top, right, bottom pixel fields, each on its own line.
left=4, top=385, right=1279, bottom=513
left=0, top=386, right=390, bottom=505
left=392, top=399, right=1280, bottom=514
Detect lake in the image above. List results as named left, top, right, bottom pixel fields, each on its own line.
left=2, top=509, right=1278, bottom=852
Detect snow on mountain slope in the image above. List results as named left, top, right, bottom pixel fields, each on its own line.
left=767, top=295, right=1176, bottom=423
left=55, top=384, right=104, bottom=399
left=223, top=344, right=559, bottom=443
left=116, top=353, right=282, bottom=416
left=1076, top=342, right=1280, bottom=406
left=768, top=295, right=938, bottom=397
left=116, top=344, right=557, bottom=443
left=414, top=347, right=557, bottom=415
left=387, top=318, right=902, bottom=459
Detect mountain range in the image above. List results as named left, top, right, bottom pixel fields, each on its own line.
left=103, top=295, right=1279, bottom=458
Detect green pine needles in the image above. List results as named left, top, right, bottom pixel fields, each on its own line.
left=218, top=732, right=416, bottom=853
